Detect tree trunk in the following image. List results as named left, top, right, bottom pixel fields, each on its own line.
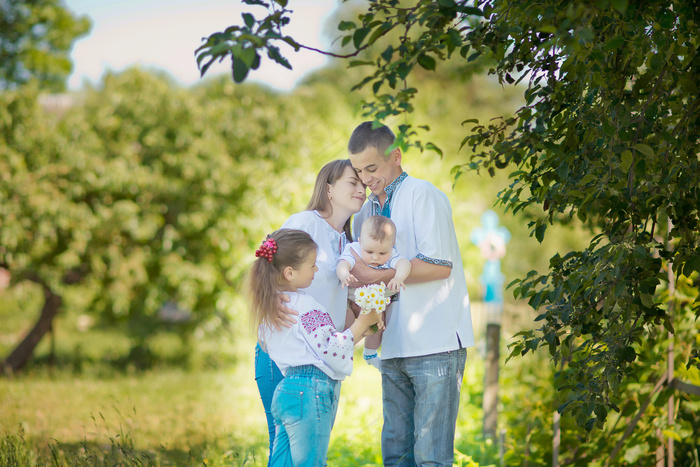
left=2, top=285, right=62, bottom=374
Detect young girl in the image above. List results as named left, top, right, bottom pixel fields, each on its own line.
left=249, top=229, right=381, bottom=466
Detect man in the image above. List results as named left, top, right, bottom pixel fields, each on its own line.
left=348, top=121, right=474, bottom=466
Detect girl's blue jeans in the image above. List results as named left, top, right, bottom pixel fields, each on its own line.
left=269, top=365, right=341, bottom=467
left=254, top=343, right=284, bottom=463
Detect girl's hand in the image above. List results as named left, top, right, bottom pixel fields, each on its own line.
left=361, top=314, right=385, bottom=337
left=358, top=310, right=381, bottom=328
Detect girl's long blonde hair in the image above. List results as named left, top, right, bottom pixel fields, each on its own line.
left=248, top=229, right=317, bottom=332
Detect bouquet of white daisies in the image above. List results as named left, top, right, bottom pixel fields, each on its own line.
left=353, top=282, right=389, bottom=333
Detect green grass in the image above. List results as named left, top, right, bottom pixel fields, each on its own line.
left=0, top=285, right=534, bottom=466
left=0, top=350, right=502, bottom=466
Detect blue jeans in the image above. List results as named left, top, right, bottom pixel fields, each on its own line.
left=255, top=343, right=284, bottom=463
left=270, top=365, right=341, bottom=467
left=381, top=348, right=467, bottom=466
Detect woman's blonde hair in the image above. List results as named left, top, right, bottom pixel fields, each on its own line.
left=248, top=229, right=317, bottom=332
left=306, top=159, right=355, bottom=241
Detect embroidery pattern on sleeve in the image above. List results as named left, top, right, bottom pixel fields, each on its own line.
left=417, top=253, right=452, bottom=268
left=301, top=309, right=335, bottom=333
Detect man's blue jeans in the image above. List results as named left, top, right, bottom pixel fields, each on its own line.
left=270, top=365, right=341, bottom=467
left=255, top=343, right=284, bottom=463
left=381, top=348, right=467, bottom=466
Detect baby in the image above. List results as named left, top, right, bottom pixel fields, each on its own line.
left=336, top=215, right=411, bottom=293
left=336, top=215, right=411, bottom=369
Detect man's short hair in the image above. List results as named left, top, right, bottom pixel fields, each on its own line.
left=362, top=215, right=397, bottom=243
left=348, top=121, right=395, bottom=157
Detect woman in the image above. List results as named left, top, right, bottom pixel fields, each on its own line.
left=254, top=159, right=366, bottom=462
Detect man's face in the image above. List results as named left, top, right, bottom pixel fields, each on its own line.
left=349, top=146, right=402, bottom=202
left=359, top=231, right=394, bottom=267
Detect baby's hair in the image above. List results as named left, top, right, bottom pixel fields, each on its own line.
left=348, top=121, right=396, bottom=157
left=361, top=215, right=396, bottom=244
left=248, top=229, right=317, bottom=331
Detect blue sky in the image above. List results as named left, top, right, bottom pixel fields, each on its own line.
left=63, top=0, right=338, bottom=91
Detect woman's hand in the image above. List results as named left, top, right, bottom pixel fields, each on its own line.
left=273, top=293, right=298, bottom=330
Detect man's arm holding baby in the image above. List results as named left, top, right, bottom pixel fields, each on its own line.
left=345, top=249, right=395, bottom=287
left=347, top=250, right=449, bottom=287
left=405, top=257, right=451, bottom=284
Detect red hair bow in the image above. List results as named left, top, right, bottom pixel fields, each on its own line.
left=255, top=238, right=277, bottom=262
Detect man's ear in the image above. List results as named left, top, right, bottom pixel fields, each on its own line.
left=390, top=147, right=402, bottom=166
left=282, top=266, right=295, bottom=282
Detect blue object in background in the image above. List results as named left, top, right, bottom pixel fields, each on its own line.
left=470, top=210, right=511, bottom=304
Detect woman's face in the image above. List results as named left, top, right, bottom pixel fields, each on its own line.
left=328, top=166, right=366, bottom=215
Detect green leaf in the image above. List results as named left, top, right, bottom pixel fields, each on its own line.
left=535, top=222, right=546, bottom=243
left=662, top=315, right=675, bottom=334
left=577, top=28, right=594, bottom=42
left=610, top=0, right=628, bottom=13
left=281, top=36, right=300, bottom=51
left=417, top=54, right=436, bottom=71
left=594, top=404, right=608, bottom=421
left=632, top=143, right=655, bottom=158
left=662, top=429, right=682, bottom=442
left=460, top=6, right=484, bottom=16
left=658, top=10, right=675, bottom=29
left=198, top=58, right=215, bottom=77
left=338, top=21, right=356, bottom=31
left=353, top=28, right=370, bottom=49
left=242, top=13, right=255, bottom=29
left=239, top=47, right=257, bottom=68
left=426, top=142, right=443, bottom=157
left=381, top=46, right=394, bottom=62
left=602, top=36, right=625, bottom=51
left=620, top=150, right=633, bottom=172
left=621, top=346, right=636, bottom=363
left=680, top=77, right=699, bottom=94
left=267, top=45, right=292, bottom=70
left=682, top=254, right=700, bottom=277
left=624, top=443, right=648, bottom=463
left=231, top=56, right=249, bottom=83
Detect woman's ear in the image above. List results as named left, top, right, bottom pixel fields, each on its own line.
left=282, top=266, right=295, bottom=283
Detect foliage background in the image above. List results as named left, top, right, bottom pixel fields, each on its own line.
left=2, top=0, right=699, bottom=464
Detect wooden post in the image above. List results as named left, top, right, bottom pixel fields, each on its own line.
left=470, top=211, right=510, bottom=441
left=553, top=410, right=560, bottom=467
left=656, top=427, right=665, bottom=466
left=484, top=320, right=500, bottom=439
left=666, top=216, right=675, bottom=467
